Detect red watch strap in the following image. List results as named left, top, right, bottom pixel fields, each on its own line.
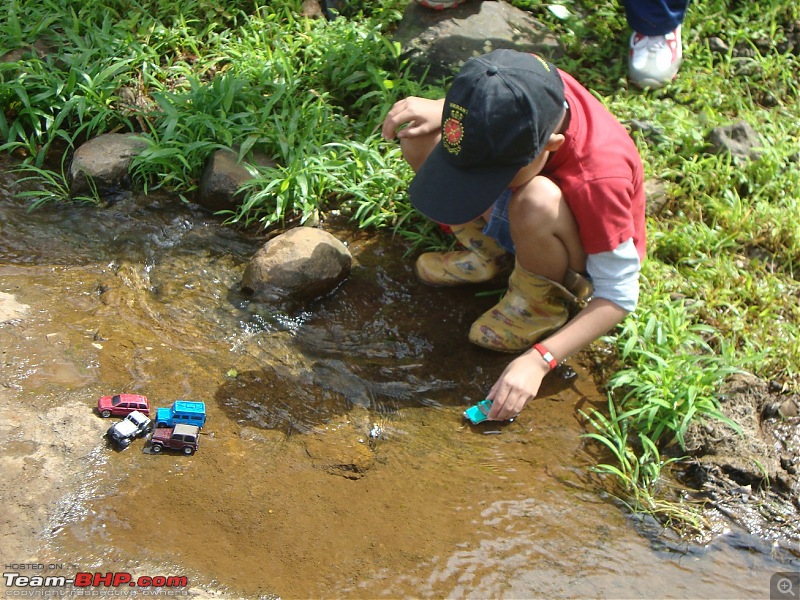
left=533, top=343, right=557, bottom=370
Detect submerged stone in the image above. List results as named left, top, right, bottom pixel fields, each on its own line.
left=241, top=226, right=352, bottom=304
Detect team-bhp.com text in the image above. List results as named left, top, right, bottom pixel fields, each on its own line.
left=4, top=572, right=188, bottom=596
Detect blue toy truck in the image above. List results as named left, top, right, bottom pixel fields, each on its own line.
left=155, top=400, right=206, bottom=429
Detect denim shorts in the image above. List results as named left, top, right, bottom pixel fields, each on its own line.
left=482, top=188, right=516, bottom=254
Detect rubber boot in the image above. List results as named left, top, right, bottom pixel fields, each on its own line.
left=563, top=269, right=594, bottom=308
left=469, top=260, right=589, bottom=352
left=415, top=218, right=510, bottom=286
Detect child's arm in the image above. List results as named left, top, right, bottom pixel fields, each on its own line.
left=486, top=298, right=628, bottom=421
left=487, top=236, right=640, bottom=421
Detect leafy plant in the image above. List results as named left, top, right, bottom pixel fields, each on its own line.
left=13, top=159, right=101, bottom=208
left=582, top=298, right=744, bottom=528
left=581, top=398, right=707, bottom=535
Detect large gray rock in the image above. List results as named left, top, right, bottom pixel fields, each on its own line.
left=241, top=227, right=352, bottom=304
left=69, top=133, right=148, bottom=197
left=197, top=148, right=277, bottom=213
left=707, top=121, right=763, bottom=162
left=394, top=0, right=563, bottom=81
left=0, top=39, right=54, bottom=63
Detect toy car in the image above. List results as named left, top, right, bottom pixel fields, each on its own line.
left=97, top=393, right=150, bottom=418
left=106, top=410, right=153, bottom=449
left=464, top=399, right=493, bottom=424
left=150, top=424, right=200, bottom=455
left=155, top=400, right=206, bottom=429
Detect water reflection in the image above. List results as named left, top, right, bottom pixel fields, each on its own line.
left=217, top=358, right=457, bottom=435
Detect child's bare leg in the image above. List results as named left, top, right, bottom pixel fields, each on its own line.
left=508, top=176, right=586, bottom=284
left=468, top=176, right=587, bottom=351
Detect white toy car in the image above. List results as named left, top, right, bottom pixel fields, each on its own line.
left=106, top=410, right=153, bottom=449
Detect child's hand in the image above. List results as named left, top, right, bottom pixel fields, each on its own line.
left=381, top=97, right=445, bottom=140
left=486, top=351, right=549, bottom=420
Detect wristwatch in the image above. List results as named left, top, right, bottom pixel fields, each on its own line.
left=533, top=343, right=557, bottom=370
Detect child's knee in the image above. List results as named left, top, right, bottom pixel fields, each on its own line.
left=509, top=177, right=563, bottom=224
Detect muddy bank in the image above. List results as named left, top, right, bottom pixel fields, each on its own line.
left=683, top=372, right=800, bottom=544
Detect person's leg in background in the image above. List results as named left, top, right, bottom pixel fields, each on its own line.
left=622, top=0, right=689, bottom=88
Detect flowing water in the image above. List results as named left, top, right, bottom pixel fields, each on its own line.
left=0, top=155, right=796, bottom=598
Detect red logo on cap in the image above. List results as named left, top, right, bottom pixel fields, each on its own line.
left=443, top=117, right=463, bottom=150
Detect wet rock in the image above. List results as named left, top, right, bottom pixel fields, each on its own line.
left=706, top=121, right=763, bottom=162
left=197, top=148, right=277, bottom=213
left=300, top=0, right=344, bottom=19
left=0, top=39, right=55, bottom=63
left=746, top=246, right=779, bottom=273
left=763, top=398, right=800, bottom=420
left=301, top=0, right=324, bottom=18
left=393, top=0, right=562, bottom=81
left=628, top=119, right=666, bottom=143
left=69, top=133, right=148, bottom=197
left=769, top=379, right=787, bottom=393
left=708, top=36, right=730, bottom=54
left=644, top=178, right=669, bottom=217
left=0, top=292, right=29, bottom=323
left=241, top=227, right=352, bottom=304
left=779, top=399, right=799, bottom=418
left=302, top=418, right=375, bottom=479
left=116, top=86, right=156, bottom=130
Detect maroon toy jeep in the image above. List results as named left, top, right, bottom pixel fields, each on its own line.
left=150, top=424, right=200, bottom=455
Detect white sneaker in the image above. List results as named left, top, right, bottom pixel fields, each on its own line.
left=629, top=25, right=683, bottom=88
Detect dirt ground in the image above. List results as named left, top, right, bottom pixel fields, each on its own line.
left=0, top=293, right=111, bottom=564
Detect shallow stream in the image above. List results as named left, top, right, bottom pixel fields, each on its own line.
left=0, top=155, right=796, bottom=598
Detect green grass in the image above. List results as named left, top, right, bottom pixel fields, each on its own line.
left=2, top=0, right=799, bottom=531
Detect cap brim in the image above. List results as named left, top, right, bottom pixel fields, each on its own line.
left=409, top=144, right=522, bottom=226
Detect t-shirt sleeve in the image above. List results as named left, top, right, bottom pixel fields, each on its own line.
left=570, top=176, right=638, bottom=257
left=585, top=237, right=641, bottom=312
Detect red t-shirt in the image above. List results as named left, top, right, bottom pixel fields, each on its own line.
left=543, top=70, right=646, bottom=261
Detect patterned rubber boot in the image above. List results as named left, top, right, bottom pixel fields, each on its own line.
left=468, top=260, right=580, bottom=352
left=415, top=218, right=510, bottom=287
left=563, top=269, right=594, bottom=308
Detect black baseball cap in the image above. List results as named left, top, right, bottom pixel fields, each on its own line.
left=409, top=49, right=565, bottom=225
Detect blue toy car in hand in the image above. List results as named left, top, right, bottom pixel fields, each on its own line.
left=464, top=399, right=493, bottom=424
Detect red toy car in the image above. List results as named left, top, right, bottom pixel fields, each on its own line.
left=97, top=393, right=150, bottom=418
